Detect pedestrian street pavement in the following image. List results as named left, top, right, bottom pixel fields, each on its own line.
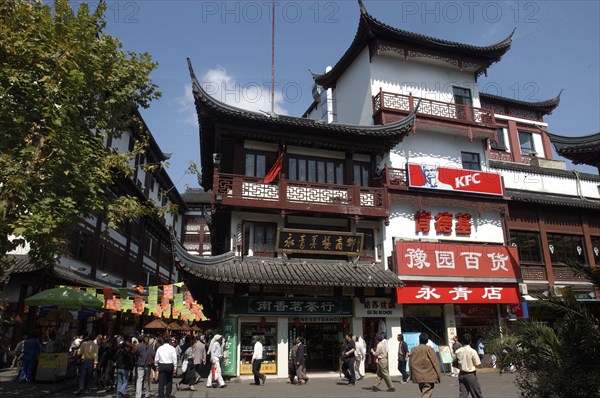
left=0, top=367, right=521, bottom=398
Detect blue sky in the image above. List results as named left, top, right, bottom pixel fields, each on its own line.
left=100, top=0, right=600, bottom=191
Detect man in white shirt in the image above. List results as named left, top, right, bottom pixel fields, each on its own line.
left=251, top=335, right=266, bottom=385
left=455, top=333, right=483, bottom=398
left=370, top=334, right=395, bottom=392
left=154, top=338, right=178, bottom=398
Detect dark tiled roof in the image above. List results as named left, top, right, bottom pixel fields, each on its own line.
left=547, top=132, right=600, bottom=166
left=313, top=0, right=513, bottom=87
left=506, top=189, right=600, bottom=210
left=181, top=188, right=212, bottom=204
left=490, top=160, right=599, bottom=182
left=188, top=59, right=417, bottom=191
left=480, top=90, right=562, bottom=113
left=172, top=235, right=403, bottom=288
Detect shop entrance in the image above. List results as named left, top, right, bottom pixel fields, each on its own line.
left=289, top=320, right=346, bottom=372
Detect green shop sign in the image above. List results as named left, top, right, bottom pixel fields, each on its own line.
left=225, top=297, right=352, bottom=316
left=221, top=317, right=237, bottom=376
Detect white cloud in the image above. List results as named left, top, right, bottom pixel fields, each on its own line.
left=201, top=66, right=289, bottom=115
left=173, top=66, right=289, bottom=128
left=174, top=83, right=198, bottom=127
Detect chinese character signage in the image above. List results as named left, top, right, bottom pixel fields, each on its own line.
left=225, top=297, right=352, bottom=316
left=396, top=283, right=520, bottom=304
left=416, top=210, right=473, bottom=235
left=354, top=298, right=403, bottom=318
left=396, top=241, right=520, bottom=279
left=407, top=163, right=504, bottom=196
left=275, top=228, right=364, bottom=256
left=221, top=317, right=238, bottom=376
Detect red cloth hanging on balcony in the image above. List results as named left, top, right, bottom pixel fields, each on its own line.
left=263, top=148, right=285, bottom=184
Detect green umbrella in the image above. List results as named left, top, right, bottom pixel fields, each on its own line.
left=25, top=287, right=104, bottom=310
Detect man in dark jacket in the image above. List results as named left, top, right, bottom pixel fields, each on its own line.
left=341, top=334, right=356, bottom=386
left=409, top=333, right=441, bottom=398
left=115, top=341, right=134, bottom=398
left=294, top=337, right=309, bottom=384
left=397, top=334, right=409, bottom=383
left=135, top=336, right=154, bottom=398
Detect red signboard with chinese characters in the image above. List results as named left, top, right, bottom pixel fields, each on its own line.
left=396, top=283, right=520, bottom=304
left=407, top=163, right=504, bottom=196
left=395, top=241, right=520, bottom=279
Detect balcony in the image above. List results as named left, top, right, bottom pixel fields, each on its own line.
left=214, top=173, right=389, bottom=218
left=373, top=91, right=496, bottom=132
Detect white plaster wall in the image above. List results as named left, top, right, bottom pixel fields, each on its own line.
left=333, top=49, right=375, bottom=125
left=496, top=169, right=600, bottom=199
left=388, top=129, right=488, bottom=171
left=111, top=132, right=130, bottom=154
left=531, top=133, right=545, bottom=157
left=384, top=204, right=504, bottom=261
left=277, top=317, right=289, bottom=379
left=387, top=318, right=402, bottom=376
left=371, top=55, right=481, bottom=107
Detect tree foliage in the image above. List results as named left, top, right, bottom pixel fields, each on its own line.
left=0, top=0, right=163, bottom=273
left=488, top=261, right=600, bottom=398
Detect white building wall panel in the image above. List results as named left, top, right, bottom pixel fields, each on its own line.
left=333, top=49, right=375, bottom=125
left=497, top=169, right=600, bottom=199
left=371, top=56, right=481, bottom=107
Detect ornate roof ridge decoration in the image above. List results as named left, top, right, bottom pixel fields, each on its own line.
left=172, top=233, right=404, bottom=288
left=314, top=0, right=514, bottom=87
left=506, top=188, right=600, bottom=210
left=480, top=89, right=562, bottom=113
left=187, top=58, right=417, bottom=137
left=489, top=160, right=600, bottom=182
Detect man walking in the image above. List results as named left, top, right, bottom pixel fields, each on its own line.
left=134, top=335, right=154, bottom=398
left=451, top=335, right=462, bottom=377
left=192, top=335, right=206, bottom=383
left=251, top=335, right=266, bottom=385
left=154, top=338, right=178, bottom=398
left=397, top=334, right=409, bottom=383
left=454, top=333, right=483, bottom=398
left=75, top=334, right=98, bottom=395
left=294, top=337, right=309, bottom=384
left=341, top=334, right=356, bottom=386
left=409, top=333, right=441, bottom=398
left=371, top=333, right=395, bottom=392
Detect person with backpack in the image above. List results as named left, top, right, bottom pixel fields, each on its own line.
left=114, top=340, right=134, bottom=398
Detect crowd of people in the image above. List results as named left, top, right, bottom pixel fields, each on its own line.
left=6, top=328, right=491, bottom=398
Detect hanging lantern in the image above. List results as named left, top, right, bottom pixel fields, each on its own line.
left=259, top=316, right=267, bottom=332
left=294, top=317, right=301, bottom=329
left=342, top=318, right=349, bottom=329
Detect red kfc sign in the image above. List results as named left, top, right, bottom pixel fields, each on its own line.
left=407, top=163, right=504, bottom=196
left=396, top=283, right=520, bottom=304
left=395, top=241, right=520, bottom=279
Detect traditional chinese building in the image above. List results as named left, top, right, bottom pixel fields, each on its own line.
left=175, top=0, right=599, bottom=377
left=306, top=1, right=523, bottom=364
left=172, top=57, right=420, bottom=377
left=4, top=110, right=187, bottom=342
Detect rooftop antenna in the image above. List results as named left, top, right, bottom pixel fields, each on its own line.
left=271, top=0, right=275, bottom=113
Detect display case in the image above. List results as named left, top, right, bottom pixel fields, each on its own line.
left=239, top=323, right=277, bottom=374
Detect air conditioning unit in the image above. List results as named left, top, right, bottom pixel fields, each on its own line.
left=553, top=285, right=565, bottom=297
left=518, top=283, right=528, bottom=295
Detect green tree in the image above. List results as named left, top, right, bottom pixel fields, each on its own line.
left=488, top=261, right=600, bottom=398
left=0, top=0, right=164, bottom=276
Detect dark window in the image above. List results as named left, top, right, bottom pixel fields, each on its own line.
left=509, top=231, right=543, bottom=263
left=453, top=86, right=472, bottom=106
left=357, top=228, right=374, bottom=260
left=353, top=162, right=370, bottom=186
left=288, top=155, right=344, bottom=184
left=246, top=222, right=277, bottom=257
left=490, top=127, right=507, bottom=150
left=591, top=236, right=600, bottom=266
left=546, top=233, right=587, bottom=264
left=461, top=152, right=481, bottom=171
left=518, top=131, right=536, bottom=155
left=245, top=152, right=267, bottom=177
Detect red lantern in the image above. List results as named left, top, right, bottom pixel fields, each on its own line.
left=294, top=318, right=301, bottom=329
left=259, top=316, right=267, bottom=332
left=342, top=318, right=349, bottom=329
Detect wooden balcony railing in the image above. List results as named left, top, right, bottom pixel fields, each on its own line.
left=373, top=91, right=496, bottom=129
left=214, top=173, right=389, bottom=217
left=520, top=265, right=547, bottom=281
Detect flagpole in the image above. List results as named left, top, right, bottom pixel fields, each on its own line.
left=271, top=0, right=275, bottom=113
